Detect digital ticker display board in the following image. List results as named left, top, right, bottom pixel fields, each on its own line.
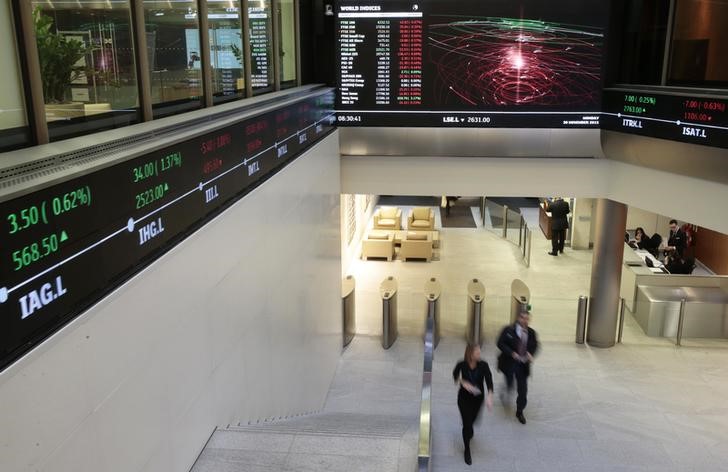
left=336, top=0, right=607, bottom=127
left=602, top=89, right=728, bottom=149
left=0, top=90, right=335, bottom=371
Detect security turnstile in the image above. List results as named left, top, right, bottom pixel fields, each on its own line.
left=380, top=276, right=398, bottom=349
left=342, top=275, right=356, bottom=347
left=423, top=277, right=441, bottom=348
left=510, top=279, right=530, bottom=323
left=466, top=278, right=486, bottom=345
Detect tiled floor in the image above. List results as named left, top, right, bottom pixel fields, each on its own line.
left=193, top=204, right=728, bottom=471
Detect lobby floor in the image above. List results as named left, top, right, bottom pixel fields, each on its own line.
left=192, top=204, right=728, bottom=471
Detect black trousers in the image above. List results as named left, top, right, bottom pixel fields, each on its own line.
left=551, top=229, right=566, bottom=253
left=504, top=363, right=528, bottom=414
left=457, top=389, right=483, bottom=447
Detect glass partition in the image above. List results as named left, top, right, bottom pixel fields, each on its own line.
left=207, top=0, right=246, bottom=103
left=248, top=0, right=274, bottom=93
left=277, top=0, right=297, bottom=88
left=31, top=1, right=139, bottom=141
left=506, top=207, right=522, bottom=246
left=484, top=198, right=505, bottom=236
left=484, top=198, right=532, bottom=267
left=144, top=0, right=203, bottom=117
left=1, top=0, right=30, bottom=151
left=669, top=0, right=728, bottom=87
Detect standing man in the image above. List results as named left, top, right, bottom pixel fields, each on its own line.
left=665, top=219, right=687, bottom=261
left=547, top=197, right=570, bottom=256
left=497, top=308, right=539, bottom=424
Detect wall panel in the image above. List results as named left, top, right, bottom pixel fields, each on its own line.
left=0, top=132, right=341, bottom=472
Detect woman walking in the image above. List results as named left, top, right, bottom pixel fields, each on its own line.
left=452, top=343, right=493, bottom=465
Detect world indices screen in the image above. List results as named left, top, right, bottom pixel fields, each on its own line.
left=336, top=0, right=608, bottom=127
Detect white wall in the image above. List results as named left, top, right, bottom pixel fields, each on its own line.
left=0, top=132, right=342, bottom=472
left=625, top=206, right=675, bottom=237
left=340, top=194, right=377, bottom=276
left=341, top=156, right=728, bottom=235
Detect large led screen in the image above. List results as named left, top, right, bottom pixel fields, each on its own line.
left=0, top=91, right=335, bottom=371
left=602, top=89, right=728, bottom=149
left=336, top=0, right=608, bottom=127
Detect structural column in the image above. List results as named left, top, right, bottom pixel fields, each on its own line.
left=587, top=198, right=627, bottom=348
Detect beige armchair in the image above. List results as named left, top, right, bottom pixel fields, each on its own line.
left=407, top=207, right=435, bottom=230
left=399, top=232, right=433, bottom=262
left=373, top=206, right=402, bottom=230
left=361, top=231, right=395, bottom=261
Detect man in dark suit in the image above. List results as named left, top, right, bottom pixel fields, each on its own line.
left=546, top=197, right=570, bottom=256
left=666, top=219, right=687, bottom=258
left=497, top=309, right=539, bottom=424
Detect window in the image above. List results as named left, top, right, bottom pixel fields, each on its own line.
left=669, top=0, right=728, bottom=87
left=207, top=0, right=246, bottom=103
left=1, top=1, right=30, bottom=151
left=248, top=0, right=274, bottom=93
left=31, top=1, right=140, bottom=141
left=616, top=0, right=670, bottom=85
left=277, top=0, right=297, bottom=88
left=144, top=0, right=204, bottom=117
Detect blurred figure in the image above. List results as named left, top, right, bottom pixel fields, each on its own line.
left=445, top=196, right=459, bottom=216
left=546, top=197, right=570, bottom=256
left=452, top=343, right=493, bottom=465
left=666, top=255, right=695, bottom=274
left=497, top=309, right=539, bottom=425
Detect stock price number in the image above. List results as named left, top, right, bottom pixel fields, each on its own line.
left=12, top=232, right=64, bottom=271
left=7, top=205, right=44, bottom=235
left=466, top=116, right=491, bottom=124
left=135, top=183, right=170, bottom=210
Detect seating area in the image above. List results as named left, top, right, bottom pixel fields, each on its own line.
left=361, top=231, right=395, bottom=261
left=373, top=206, right=402, bottom=230
left=407, top=207, right=434, bottom=230
left=361, top=206, right=439, bottom=262
left=399, top=232, right=433, bottom=262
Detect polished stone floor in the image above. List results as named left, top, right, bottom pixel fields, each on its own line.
left=192, top=205, right=728, bottom=471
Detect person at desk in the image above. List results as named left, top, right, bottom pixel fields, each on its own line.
left=546, top=197, right=570, bottom=256
left=634, top=227, right=647, bottom=248
left=666, top=255, right=695, bottom=274
left=664, top=219, right=687, bottom=263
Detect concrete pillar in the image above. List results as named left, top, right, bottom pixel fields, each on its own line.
left=587, top=199, right=627, bottom=348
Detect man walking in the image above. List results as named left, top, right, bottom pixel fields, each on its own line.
left=546, top=197, right=570, bottom=256
left=497, top=308, right=539, bottom=424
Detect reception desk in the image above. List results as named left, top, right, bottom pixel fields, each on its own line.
left=621, top=243, right=667, bottom=311
left=621, top=243, right=728, bottom=339
left=635, top=285, right=728, bottom=338
left=538, top=203, right=552, bottom=240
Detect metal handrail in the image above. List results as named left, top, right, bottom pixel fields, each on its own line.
left=484, top=197, right=532, bottom=267
left=676, top=298, right=687, bottom=346
left=416, top=300, right=435, bottom=471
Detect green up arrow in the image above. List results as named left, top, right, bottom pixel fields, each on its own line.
left=60, top=230, right=68, bottom=242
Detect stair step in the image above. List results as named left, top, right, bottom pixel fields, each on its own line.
left=227, top=412, right=415, bottom=439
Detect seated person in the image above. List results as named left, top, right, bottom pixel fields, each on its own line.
left=630, top=228, right=662, bottom=256
left=633, top=227, right=648, bottom=249
left=643, top=233, right=662, bottom=258
left=665, top=255, right=695, bottom=275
